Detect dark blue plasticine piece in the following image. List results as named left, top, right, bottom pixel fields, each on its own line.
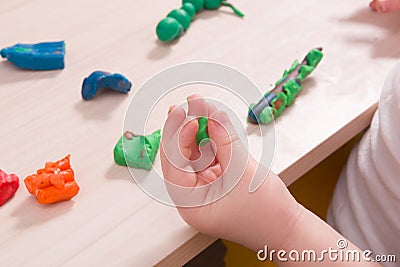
left=0, top=41, right=65, bottom=70
left=248, top=92, right=277, bottom=124
left=81, top=71, right=132, bottom=100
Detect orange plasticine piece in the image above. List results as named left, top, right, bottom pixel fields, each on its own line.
left=24, top=155, right=79, bottom=204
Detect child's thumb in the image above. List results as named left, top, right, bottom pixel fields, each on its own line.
left=208, top=111, right=250, bottom=174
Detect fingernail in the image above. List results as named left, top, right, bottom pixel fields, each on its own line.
left=168, top=105, right=175, bottom=115
left=187, top=94, right=202, bottom=102
left=376, top=0, right=390, bottom=12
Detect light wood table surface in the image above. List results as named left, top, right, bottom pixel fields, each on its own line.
left=1, top=0, right=399, bottom=266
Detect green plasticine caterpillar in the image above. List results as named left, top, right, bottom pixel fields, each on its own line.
left=247, top=48, right=324, bottom=125
left=156, top=0, right=244, bottom=43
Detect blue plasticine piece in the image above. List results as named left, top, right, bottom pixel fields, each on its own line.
left=0, top=41, right=65, bottom=70
left=81, top=71, right=132, bottom=100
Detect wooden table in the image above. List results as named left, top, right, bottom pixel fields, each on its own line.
left=1, top=0, right=399, bottom=266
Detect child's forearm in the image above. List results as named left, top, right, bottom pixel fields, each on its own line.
left=245, top=171, right=381, bottom=266
left=274, top=206, right=381, bottom=266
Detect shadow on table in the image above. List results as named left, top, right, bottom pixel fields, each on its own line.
left=74, top=89, right=128, bottom=120
left=147, top=9, right=242, bottom=60
left=0, top=61, right=61, bottom=85
left=105, top=163, right=134, bottom=182
left=147, top=39, right=178, bottom=60
left=11, top=197, right=74, bottom=229
left=339, top=7, right=400, bottom=58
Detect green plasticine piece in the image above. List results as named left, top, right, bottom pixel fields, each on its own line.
left=168, top=9, right=191, bottom=31
left=156, top=17, right=183, bottom=42
left=270, top=92, right=288, bottom=117
left=259, top=106, right=276, bottom=125
left=114, top=130, right=161, bottom=170
left=182, top=3, right=196, bottom=21
left=283, top=80, right=302, bottom=106
left=306, top=49, right=324, bottom=68
left=182, top=0, right=205, bottom=13
left=297, top=65, right=315, bottom=81
left=288, top=59, right=300, bottom=73
left=275, top=60, right=300, bottom=86
left=275, top=74, right=287, bottom=86
left=196, top=117, right=210, bottom=145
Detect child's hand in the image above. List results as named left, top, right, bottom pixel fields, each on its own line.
left=161, top=95, right=383, bottom=266
left=160, top=95, right=301, bottom=251
left=370, top=0, right=400, bottom=12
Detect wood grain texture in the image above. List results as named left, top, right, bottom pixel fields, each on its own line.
left=0, top=0, right=399, bottom=266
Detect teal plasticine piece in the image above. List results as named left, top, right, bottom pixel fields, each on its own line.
left=182, top=3, right=197, bottom=21
left=196, top=117, right=210, bottom=145
left=182, top=0, right=205, bottom=12
left=203, top=0, right=245, bottom=17
left=156, top=17, right=183, bottom=42
left=167, top=9, right=191, bottom=31
left=114, top=130, right=161, bottom=170
left=204, top=0, right=223, bottom=9
left=156, top=0, right=243, bottom=42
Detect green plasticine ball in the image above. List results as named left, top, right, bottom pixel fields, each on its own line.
left=204, top=0, right=223, bottom=9
left=156, top=17, right=183, bottom=42
left=182, top=3, right=196, bottom=21
left=182, top=0, right=205, bottom=13
left=168, top=9, right=191, bottom=31
left=196, top=117, right=210, bottom=145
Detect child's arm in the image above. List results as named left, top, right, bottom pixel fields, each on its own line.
left=161, top=95, right=381, bottom=266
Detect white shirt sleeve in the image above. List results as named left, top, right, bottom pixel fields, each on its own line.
left=327, top=62, right=400, bottom=267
